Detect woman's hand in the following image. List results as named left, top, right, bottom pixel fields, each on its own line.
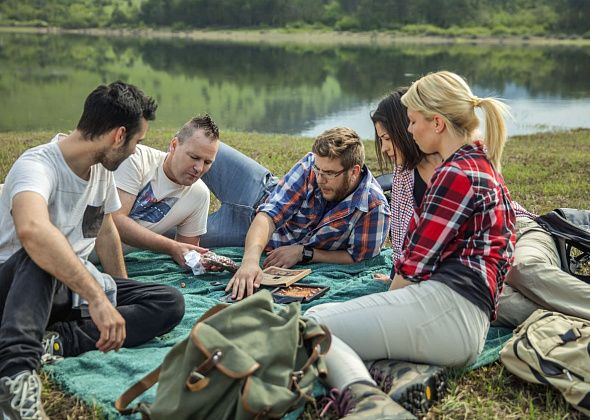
left=373, top=273, right=392, bottom=284
left=389, top=274, right=414, bottom=290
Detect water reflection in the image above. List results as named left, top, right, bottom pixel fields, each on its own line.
left=1, top=32, right=590, bottom=137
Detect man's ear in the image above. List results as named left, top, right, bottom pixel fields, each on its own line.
left=113, top=126, right=126, bottom=146
left=351, top=164, right=362, bottom=177
left=168, top=137, right=178, bottom=153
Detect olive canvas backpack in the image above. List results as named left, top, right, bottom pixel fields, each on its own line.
left=115, top=290, right=331, bottom=419
left=500, top=309, right=590, bottom=416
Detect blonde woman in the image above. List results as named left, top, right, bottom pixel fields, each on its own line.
left=307, top=71, right=516, bottom=419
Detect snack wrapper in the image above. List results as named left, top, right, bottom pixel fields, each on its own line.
left=184, top=251, right=207, bottom=275
left=184, top=251, right=240, bottom=275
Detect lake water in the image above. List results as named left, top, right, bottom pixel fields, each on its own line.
left=2, top=32, right=590, bottom=138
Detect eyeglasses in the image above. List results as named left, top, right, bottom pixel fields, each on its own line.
left=312, top=164, right=347, bottom=180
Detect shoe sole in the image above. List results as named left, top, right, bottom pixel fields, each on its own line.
left=391, top=369, right=447, bottom=416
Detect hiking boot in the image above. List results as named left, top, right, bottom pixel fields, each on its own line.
left=343, top=383, right=416, bottom=419
left=369, top=360, right=447, bottom=416
left=0, top=370, right=48, bottom=420
left=41, top=331, right=63, bottom=365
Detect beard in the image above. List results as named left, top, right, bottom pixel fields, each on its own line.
left=326, top=173, right=353, bottom=202
left=99, top=143, right=133, bottom=171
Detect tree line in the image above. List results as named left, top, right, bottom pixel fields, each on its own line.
left=1, top=0, right=589, bottom=35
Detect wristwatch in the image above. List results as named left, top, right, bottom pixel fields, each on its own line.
left=301, top=246, right=314, bottom=264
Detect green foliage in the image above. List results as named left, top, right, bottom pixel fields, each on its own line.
left=334, top=15, right=360, bottom=31
left=1, top=0, right=590, bottom=35
left=0, top=0, right=143, bottom=29
left=400, top=24, right=450, bottom=37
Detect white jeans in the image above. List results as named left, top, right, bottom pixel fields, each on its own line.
left=306, top=281, right=489, bottom=390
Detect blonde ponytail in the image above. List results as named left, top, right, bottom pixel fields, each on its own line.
left=477, top=97, right=510, bottom=172
left=402, top=71, right=510, bottom=171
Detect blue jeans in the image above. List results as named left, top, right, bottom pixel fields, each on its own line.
left=200, top=142, right=278, bottom=248
left=0, top=248, right=185, bottom=377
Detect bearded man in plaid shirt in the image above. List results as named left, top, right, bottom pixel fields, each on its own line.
left=227, top=127, right=390, bottom=300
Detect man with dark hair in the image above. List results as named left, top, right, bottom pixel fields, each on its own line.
left=112, top=114, right=221, bottom=266
left=227, top=127, right=390, bottom=300
left=0, top=82, right=184, bottom=420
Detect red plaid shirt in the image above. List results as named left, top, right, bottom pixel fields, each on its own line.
left=396, top=142, right=516, bottom=316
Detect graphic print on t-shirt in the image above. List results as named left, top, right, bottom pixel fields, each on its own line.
left=130, top=183, right=178, bottom=223
left=82, top=205, right=105, bottom=238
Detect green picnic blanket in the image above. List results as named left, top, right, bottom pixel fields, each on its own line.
left=44, top=248, right=512, bottom=418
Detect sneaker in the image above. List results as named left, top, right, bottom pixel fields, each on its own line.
left=41, top=332, right=63, bottom=365
left=0, top=370, right=48, bottom=420
left=369, top=360, right=447, bottom=416
left=343, top=383, right=416, bottom=419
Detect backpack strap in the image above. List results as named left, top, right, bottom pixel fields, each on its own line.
left=115, top=365, right=161, bottom=415
left=114, top=304, right=229, bottom=415
left=536, top=208, right=590, bottom=282
left=289, top=324, right=331, bottom=391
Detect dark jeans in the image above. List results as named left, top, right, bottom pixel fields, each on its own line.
left=0, top=248, right=185, bottom=377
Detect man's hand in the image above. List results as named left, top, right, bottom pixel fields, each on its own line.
left=263, top=244, right=303, bottom=269
left=389, top=274, right=414, bottom=291
left=87, top=296, right=126, bottom=353
left=171, top=242, right=208, bottom=267
left=225, top=261, right=263, bottom=301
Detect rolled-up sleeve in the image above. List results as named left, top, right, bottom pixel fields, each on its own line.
left=348, top=200, right=390, bottom=261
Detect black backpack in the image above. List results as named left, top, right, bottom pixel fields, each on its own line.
left=536, top=208, right=590, bottom=284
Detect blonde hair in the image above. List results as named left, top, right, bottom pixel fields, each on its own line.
left=312, top=127, right=365, bottom=169
left=401, top=71, right=510, bottom=171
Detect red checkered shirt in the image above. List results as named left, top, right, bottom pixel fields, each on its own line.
left=395, top=142, right=516, bottom=315
left=389, top=160, right=535, bottom=266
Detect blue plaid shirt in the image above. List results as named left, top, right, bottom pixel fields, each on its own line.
left=257, top=153, right=390, bottom=262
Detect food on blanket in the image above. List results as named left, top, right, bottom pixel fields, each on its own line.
left=271, top=284, right=329, bottom=303
left=201, top=252, right=240, bottom=273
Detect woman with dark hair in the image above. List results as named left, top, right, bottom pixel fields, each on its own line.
left=371, top=87, right=443, bottom=278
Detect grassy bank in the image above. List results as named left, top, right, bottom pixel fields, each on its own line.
left=1, top=128, right=589, bottom=419
left=3, top=26, right=590, bottom=47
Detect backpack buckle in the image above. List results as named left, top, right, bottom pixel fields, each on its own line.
left=288, top=370, right=304, bottom=391
left=186, top=350, right=223, bottom=392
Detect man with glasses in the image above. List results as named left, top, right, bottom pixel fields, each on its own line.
left=227, top=127, right=390, bottom=300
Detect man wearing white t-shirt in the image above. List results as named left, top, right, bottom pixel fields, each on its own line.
left=0, top=82, right=184, bottom=420
left=113, top=115, right=219, bottom=266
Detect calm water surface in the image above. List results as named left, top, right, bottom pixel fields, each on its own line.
left=1, top=32, right=590, bottom=138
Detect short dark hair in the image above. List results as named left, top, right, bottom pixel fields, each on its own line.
left=175, top=114, right=220, bottom=143
left=312, top=127, right=364, bottom=170
left=76, top=81, right=157, bottom=144
left=371, top=87, right=424, bottom=173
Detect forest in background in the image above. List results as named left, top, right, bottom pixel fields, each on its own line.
left=1, top=0, right=589, bottom=37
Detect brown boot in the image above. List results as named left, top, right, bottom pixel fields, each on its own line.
left=343, top=383, right=416, bottom=419
left=369, top=360, right=447, bottom=416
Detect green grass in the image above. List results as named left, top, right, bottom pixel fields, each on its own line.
left=1, top=128, right=589, bottom=419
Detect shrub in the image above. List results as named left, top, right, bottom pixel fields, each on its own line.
left=401, top=24, right=445, bottom=36
left=334, top=15, right=359, bottom=31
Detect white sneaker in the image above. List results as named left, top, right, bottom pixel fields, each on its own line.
left=0, top=370, right=48, bottom=420
left=41, top=332, right=63, bottom=365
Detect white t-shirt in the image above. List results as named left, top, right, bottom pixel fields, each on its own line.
left=114, top=144, right=209, bottom=238
left=0, top=134, right=121, bottom=307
